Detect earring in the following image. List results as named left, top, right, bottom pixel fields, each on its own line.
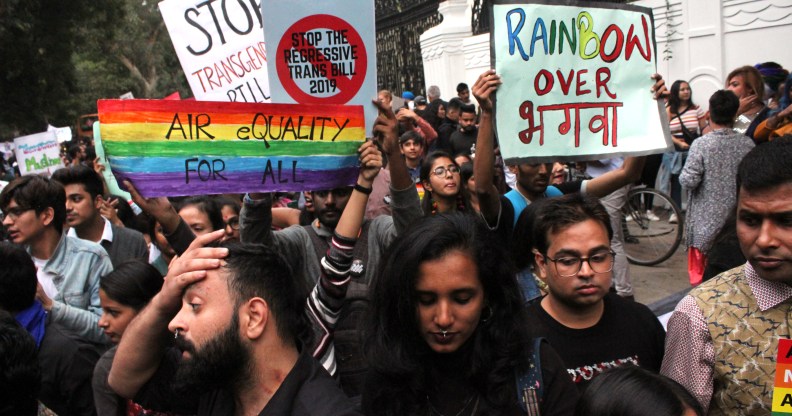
left=480, top=305, right=493, bottom=323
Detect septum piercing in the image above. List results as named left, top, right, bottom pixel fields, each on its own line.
left=174, top=329, right=180, bottom=339
left=441, top=330, right=448, bottom=339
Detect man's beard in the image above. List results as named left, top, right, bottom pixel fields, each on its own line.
left=172, top=314, right=252, bottom=395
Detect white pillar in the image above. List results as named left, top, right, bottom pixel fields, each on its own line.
left=420, top=0, right=472, bottom=101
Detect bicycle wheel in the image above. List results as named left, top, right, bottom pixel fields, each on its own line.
left=622, top=188, right=683, bottom=266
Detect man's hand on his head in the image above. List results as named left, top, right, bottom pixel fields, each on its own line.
left=155, top=229, right=228, bottom=315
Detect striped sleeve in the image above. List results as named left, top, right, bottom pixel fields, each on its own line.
left=305, top=233, right=356, bottom=375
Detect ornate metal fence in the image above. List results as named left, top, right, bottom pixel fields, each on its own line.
left=375, top=0, right=442, bottom=95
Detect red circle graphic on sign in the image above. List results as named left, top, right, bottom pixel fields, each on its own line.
left=276, top=14, right=367, bottom=104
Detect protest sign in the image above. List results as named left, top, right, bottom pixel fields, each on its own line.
left=159, top=0, right=270, bottom=103
left=773, top=338, right=792, bottom=414
left=47, top=125, right=73, bottom=143
left=13, top=131, right=65, bottom=176
left=262, top=0, right=377, bottom=133
left=490, top=0, right=672, bottom=164
left=92, top=122, right=133, bottom=201
left=98, top=99, right=365, bottom=197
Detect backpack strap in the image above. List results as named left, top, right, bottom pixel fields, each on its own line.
left=516, top=337, right=545, bottom=416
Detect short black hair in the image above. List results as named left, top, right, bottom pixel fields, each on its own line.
left=459, top=103, right=476, bottom=116
left=737, top=135, right=792, bottom=194
left=399, top=130, right=424, bottom=146
left=532, top=193, right=613, bottom=255
left=708, top=90, right=740, bottom=126
left=0, top=175, right=66, bottom=233
left=447, top=98, right=463, bottom=111
left=0, top=310, right=40, bottom=416
left=456, top=82, right=469, bottom=93
left=67, top=144, right=83, bottom=159
left=0, top=242, right=37, bottom=312
left=52, top=165, right=105, bottom=200
left=222, top=242, right=307, bottom=346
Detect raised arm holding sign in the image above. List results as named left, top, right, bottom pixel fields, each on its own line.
left=489, top=0, right=672, bottom=165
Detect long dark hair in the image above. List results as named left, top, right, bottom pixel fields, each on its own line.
left=362, top=214, right=531, bottom=415
left=422, top=99, right=447, bottom=131
left=174, top=196, right=225, bottom=232
left=575, top=365, right=703, bottom=416
left=668, top=80, right=695, bottom=115
left=100, top=260, right=163, bottom=310
left=420, top=151, right=468, bottom=215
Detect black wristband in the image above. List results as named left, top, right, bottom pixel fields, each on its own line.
left=354, top=183, right=373, bottom=195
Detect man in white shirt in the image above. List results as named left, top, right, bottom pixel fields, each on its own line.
left=52, top=165, right=148, bottom=267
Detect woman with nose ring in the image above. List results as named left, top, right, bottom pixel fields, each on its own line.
left=362, top=214, right=578, bottom=415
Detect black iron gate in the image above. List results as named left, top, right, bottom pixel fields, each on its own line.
left=375, top=0, right=442, bottom=95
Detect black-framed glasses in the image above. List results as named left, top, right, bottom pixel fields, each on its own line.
left=431, top=165, right=460, bottom=177
left=1, top=206, right=33, bottom=221
left=225, top=217, right=240, bottom=231
left=543, top=250, right=616, bottom=277
left=313, top=187, right=353, bottom=198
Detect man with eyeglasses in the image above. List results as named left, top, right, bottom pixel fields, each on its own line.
left=0, top=175, right=113, bottom=344
left=526, top=193, right=666, bottom=390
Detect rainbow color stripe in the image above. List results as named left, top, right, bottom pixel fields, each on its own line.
left=98, top=99, right=366, bottom=197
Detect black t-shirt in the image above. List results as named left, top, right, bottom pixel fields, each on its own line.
left=362, top=341, right=579, bottom=416
left=433, top=120, right=458, bottom=154
left=134, top=349, right=361, bottom=415
left=525, top=293, right=666, bottom=390
left=449, top=128, right=478, bottom=157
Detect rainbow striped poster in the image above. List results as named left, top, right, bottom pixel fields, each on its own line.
left=98, top=99, right=365, bottom=197
left=773, top=338, right=792, bottom=415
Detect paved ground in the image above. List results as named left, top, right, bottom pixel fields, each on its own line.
left=630, top=243, right=692, bottom=315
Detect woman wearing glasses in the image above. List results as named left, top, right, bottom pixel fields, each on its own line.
left=420, top=151, right=470, bottom=215
left=363, top=213, right=579, bottom=416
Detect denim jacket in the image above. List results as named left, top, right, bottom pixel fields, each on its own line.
left=29, top=234, right=113, bottom=344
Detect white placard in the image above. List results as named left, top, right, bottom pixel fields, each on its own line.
left=13, top=131, right=65, bottom=176
left=159, top=0, right=271, bottom=103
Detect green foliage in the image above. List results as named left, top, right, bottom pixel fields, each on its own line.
left=0, top=0, right=190, bottom=138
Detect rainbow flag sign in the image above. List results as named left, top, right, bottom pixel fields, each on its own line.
left=98, top=99, right=365, bottom=197
left=773, top=338, right=792, bottom=415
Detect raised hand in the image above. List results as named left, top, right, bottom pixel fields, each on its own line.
left=472, top=69, right=502, bottom=114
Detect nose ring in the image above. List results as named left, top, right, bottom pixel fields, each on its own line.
left=174, top=329, right=180, bottom=339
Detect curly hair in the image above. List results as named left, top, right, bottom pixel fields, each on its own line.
left=362, top=213, right=533, bottom=415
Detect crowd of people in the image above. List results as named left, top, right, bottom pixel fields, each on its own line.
left=1, top=60, right=791, bottom=416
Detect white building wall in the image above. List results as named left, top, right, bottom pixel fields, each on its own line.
left=420, top=0, right=792, bottom=111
